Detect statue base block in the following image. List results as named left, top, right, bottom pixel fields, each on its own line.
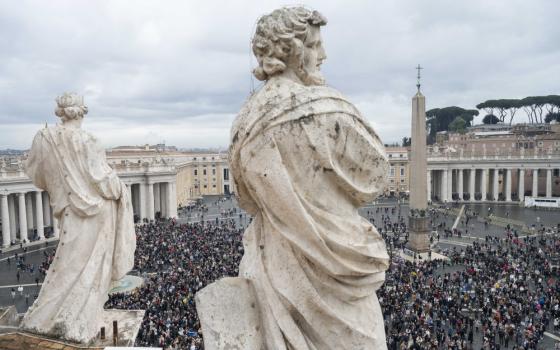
left=0, top=306, right=145, bottom=349
left=196, top=277, right=263, bottom=350
left=406, top=215, right=431, bottom=253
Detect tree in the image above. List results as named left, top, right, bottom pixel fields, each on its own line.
left=449, top=116, right=467, bottom=133
left=476, top=101, right=494, bottom=117
left=426, top=106, right=479, bottom=143
left=476, top=99, right=521, bottom=124
left=545, top=112, right=560, bottom=123
left=482, top=114, right=500, bottom=124
left=402, top=137, right=411, bottom=147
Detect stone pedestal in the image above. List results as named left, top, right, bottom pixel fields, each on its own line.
left=406, top=215, right=431, bottom=252
left=0, top=306, right=145, bottom=349
left=196, top=277, right=262, bottom=350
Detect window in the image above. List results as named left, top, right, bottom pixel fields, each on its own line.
left=390, top=179, right=394, bottom=183
left=399, top=154, right=403, bottom=158
left=390, top=167, right=395, bottom=176
left=203, top=169, right=207, bottom=176
left=400, top=168, right=405, bottom=176
left=212, top=168, right=216, bottom=175
left=194, top=169, right=197, bottom=176
left=213, top=184, right=216, bottom=188
left=400, top=179, right=405, bottom=183
left=203, top=185, right=207, bottom=189
left=223, top=168, right=229, bottom=181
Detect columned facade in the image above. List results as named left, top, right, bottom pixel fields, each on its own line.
left=427, top=155, right=560, bottom=204
left=1, top=159, right=178, bottom=247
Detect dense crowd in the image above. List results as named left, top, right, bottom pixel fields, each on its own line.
left=13, top=198, right=554, bottom=349
left=105, top=219, right=243, bottom=349
left=380, top=232, right=559, bottom=349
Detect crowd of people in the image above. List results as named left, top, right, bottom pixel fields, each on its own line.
left=105, top=219, right=244, bottom=349
left=103, top=200, right=560, bottom=349
left=381, top=232, right=559, bottom=349
left=5, top=197, right=557, bottom=349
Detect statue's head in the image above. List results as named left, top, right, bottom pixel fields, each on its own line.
left=54, top=92, right=88, bottom=124
left=252, top=7, right=327, bottom=86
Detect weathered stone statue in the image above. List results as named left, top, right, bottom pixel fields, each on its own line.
left=22, top=93, right=136, bottom=343
left=196, top=7, right=389, bottom=350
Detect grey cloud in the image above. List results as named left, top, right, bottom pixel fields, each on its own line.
left=0, top=0, right=559, bottom=149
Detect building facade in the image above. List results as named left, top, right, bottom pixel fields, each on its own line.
left=175, top=153, right=232, bottom=206
left=385, top=146, right=410, bottom=195
left=428, top=123, right=560, bottom=202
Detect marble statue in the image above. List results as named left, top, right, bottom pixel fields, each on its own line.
left=22, top=93, right=136, bottom=343
left=196, top=7, right=390, bottom=350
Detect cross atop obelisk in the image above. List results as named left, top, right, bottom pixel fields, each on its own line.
left=416, top=64, right=423, bottom=92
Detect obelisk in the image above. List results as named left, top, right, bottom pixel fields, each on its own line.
left=406, top=65, right=430, bottom=252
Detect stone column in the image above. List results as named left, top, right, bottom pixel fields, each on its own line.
left=8, top=194, right=16, bottom=242
left=18, top=193, right=28, bottom=242
left=505, top=169, right=512, bottom=202
left=139, top=183, right=147, bottom=220
left=447, top=169, right=453, bottom=202
left=481, top=169, right=488, bottom=201
left=518, top=169, right=525, bottom=202
left=427, top=170, right=432, bottom=201
left=166, top=182, right=177, bottom=219
left=146, top=182, right=155, bottom=221
left=469, top=169, right=476, bottom=202
left=441, top=170, right=448, bottom=202
left=35, top=191, right=44, bottom=239
left=457, top=169, right=464, bottom=201
left=42, top=192, right=52, bottom=227
left=52, top=216, right=60, bottom=238
left=493, top=169, right=499, bottom=201
left=129, top=184, right=138, bottom=218
left=1, top=194, right=10, bottom=247
left=546, top=169, right=552, bottom=198
left=532, top=169, right=539, bottom=197
left=154, top=183, right=161, bottom=215
left=25, top=193, right=34, bottom=230
left=160, top=183, right=169, bottom=218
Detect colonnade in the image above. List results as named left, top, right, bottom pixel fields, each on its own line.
left=128, top=181, right=177, bottom=222
left=0, top=190, right=58, bottom=247
left=429, top=167, right=558, bottom=203
left=1, top=181, right=178, bottom=247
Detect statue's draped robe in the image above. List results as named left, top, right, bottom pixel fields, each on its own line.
left=22, top=125, right=135, bottom=343
left=230, top=77, right=390, bottom=350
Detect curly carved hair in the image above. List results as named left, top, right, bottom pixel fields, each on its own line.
left=252, top=7, right=327, bottom=81
left=54, top=92, right=88, bottom=122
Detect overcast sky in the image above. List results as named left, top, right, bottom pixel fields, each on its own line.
left=1, top=0, right=559, bottom=149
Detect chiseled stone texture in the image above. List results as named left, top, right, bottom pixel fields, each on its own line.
left=196, top=7, right=389, bottom=350
left=195, top=277, right=262, bottom=350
